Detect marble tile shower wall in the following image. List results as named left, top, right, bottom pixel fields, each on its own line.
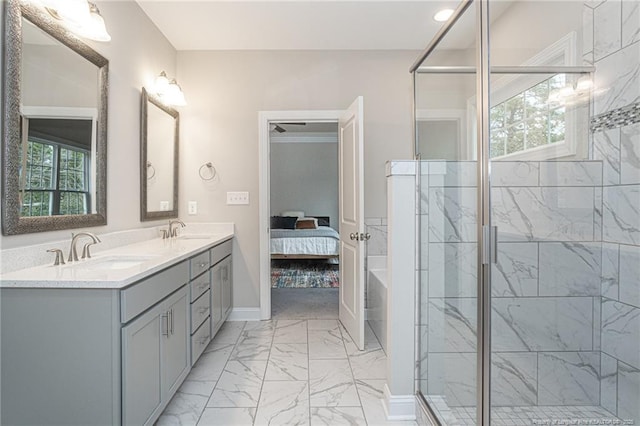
left=586, top=0, right=640, bottom=421
left=418, top=160, right=605, bottom=409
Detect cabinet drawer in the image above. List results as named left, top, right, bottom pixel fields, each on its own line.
left=190, top=251, right=210, bottom=279
left=190, top=271, right=210, bottom=302
left=191, top=290, right=210, bottom=332
left=191, top=320, right=210, bottom=365
left=121, top=261, right=189, bottom=323
left=211, top=239, right=232, bottom=265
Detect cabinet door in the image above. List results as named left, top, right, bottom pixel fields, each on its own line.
left=122, top=305, right=163, bottom=426
left=221, top=257, right=233, bottom=318
left=162, top=286, right=190, bottom=400
left=211, top=263, right=223, bottom=333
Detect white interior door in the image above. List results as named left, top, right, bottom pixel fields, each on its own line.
left=338, top=96, right=365, bottom=351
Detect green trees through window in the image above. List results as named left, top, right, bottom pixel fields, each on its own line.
left=20, top=139, right=90, bottom=216
left=490, top=75, right=566, bottom=158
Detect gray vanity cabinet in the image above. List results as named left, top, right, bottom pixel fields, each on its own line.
left=121, top=301, right=162, bottom=426
left=0, top=238, right=233, bottom=426
left=221, top=256, right=233, bottom=318
left=211, top=239, right=233, bottom=337
left=122, top=282, right=189, bottom=426
left=190, top=259, right=212, bottom=365
left=211, top=262, right=224, bottom=333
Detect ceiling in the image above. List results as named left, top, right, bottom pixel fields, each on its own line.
left=134, top=0, right=463, bottom=51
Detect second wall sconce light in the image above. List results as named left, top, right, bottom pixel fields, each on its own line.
left=155, top=71, right=187, bottom=107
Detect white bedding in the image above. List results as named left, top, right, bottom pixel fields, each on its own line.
left=270, top=226, right=340, bottom=256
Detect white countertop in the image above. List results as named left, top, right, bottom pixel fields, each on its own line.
left=0, top=232, right=233, bottom=289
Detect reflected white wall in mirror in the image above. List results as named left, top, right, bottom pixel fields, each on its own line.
left=140, top=88, right=178, bottom=221
left=22, top=18, right=98, bottom=108
left=146, top=101, right=175, bottom=212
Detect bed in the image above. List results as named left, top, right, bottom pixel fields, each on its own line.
left=270, top=215, right=340, bottom=260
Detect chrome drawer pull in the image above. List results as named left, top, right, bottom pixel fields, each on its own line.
left=198, top=262, right=207, bottom=269
left=197, top=307, right=208, bottom=315
left=161, top=313, right=169, bottom=337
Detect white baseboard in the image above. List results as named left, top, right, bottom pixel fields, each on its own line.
left=382, top=383, right=416, bottom=421
left=227, top=308, right=261, bottom=321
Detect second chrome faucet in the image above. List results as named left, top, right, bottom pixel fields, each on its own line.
left=165, top=219, right=186, bottom=239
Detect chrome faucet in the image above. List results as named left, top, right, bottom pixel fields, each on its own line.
left=68, top=232, right=101, bottom=262
left=168, top=219, right=186, bottom=238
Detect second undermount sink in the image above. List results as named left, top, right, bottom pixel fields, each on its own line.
left=67, top=255, right=160, bottom=271
left=176, top=234, right=213, bottom=240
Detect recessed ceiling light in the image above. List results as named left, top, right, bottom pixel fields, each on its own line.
left=433, top=8, right=454, bottom=22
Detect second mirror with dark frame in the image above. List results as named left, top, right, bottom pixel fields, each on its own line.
left=140, top=87, right=179, bottom=221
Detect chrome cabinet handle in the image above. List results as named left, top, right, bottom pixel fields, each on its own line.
left=198, top=262, right=208, bottom=269
left=168, top=309, right=173, bottom=335
left=349, top=233, right=357, bottom=240
left=361, top=233, right=371, bottom=241
left=198, top=307, right=208, bottom=315
left=162, top=313, right=169, bottom=337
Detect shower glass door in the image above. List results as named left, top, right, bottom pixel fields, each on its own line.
left=488, top=0, right=635, bottom=424
left=414, top=2, right=481, bottom=424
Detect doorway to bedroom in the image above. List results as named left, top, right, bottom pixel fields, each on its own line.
left=268, top=121, right=340, bottom=319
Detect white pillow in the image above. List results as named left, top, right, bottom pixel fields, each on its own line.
left=281, top=210, right=304, bottom=218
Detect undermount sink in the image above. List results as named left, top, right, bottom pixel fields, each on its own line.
left=66, top=255, right=160, bottom=271
left=177, top=234, right=213, bottom=240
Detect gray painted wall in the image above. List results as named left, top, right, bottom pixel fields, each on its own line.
left=177, top=49, right=416, bottom=308
left=270, top=141, right=339, bottom=231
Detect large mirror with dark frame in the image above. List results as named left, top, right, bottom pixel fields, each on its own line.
left=140, top=87, right=179, bottom=221
left=2, top=0, right=108, bottom=235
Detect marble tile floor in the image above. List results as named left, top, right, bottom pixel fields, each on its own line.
left=425, top=395, right=623, bottom=426
left=156, top=319, right=416, bottom=425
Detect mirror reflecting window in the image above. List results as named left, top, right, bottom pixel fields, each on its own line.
left=2, top=0, right=108, bottom=235
left=140, top=88, right=179, bottom=221
left=20, top=114, right=95, bottom=217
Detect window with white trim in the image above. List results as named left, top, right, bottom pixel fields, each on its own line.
left=480, top=32, right=588, bottom=161
left=490, top=74, right=567, bottom=158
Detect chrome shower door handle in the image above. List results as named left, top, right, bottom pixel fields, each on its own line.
left=349, top=233, right=358, bottom=241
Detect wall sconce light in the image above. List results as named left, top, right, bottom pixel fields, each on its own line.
left=154, top=71, right=187, bottom=107
left=38, top=0, right=111, bottom=42
left=548, top=75, right=593, bottom=106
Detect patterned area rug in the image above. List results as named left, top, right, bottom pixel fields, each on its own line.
left=271, top=261, right=339, bottom=288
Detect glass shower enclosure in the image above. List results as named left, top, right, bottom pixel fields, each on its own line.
left=413, top=0, right=640, bottom=425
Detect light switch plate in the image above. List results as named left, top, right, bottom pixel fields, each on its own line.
left=227, top=191, right=249, bottom=205
left=188, top=201, right=197, bottom=215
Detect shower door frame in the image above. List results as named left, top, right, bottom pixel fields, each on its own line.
left=410, top=0, right=595, bottom=424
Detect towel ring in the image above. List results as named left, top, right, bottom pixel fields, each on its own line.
left=147, top=161, right=156, bottom=180
left=199, top=162, right=217, bottom=181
